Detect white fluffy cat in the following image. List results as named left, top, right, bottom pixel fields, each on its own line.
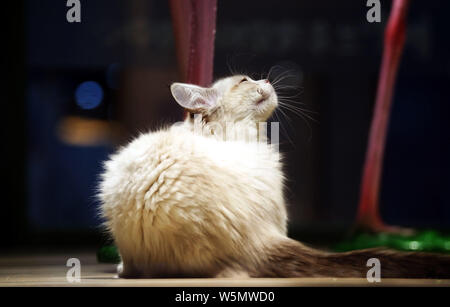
left=99, top=75, right=287, bottom=277
left=99, top=75, right=450, bottom=279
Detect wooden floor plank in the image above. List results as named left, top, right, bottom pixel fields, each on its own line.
left=0, top=252, right=449, bottom=287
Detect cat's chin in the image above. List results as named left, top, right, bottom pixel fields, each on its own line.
left=255, top=102, right=277, bottom=121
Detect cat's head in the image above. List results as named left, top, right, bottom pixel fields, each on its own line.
left=170, top=75, right=278, bottom=124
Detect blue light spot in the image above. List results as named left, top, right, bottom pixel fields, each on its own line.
left=75, top=81, right=104, bottom=110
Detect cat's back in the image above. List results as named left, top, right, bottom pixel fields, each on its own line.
left=101, top=124, right=280, bottom=195
left=99, top=124, right=286, bottom=275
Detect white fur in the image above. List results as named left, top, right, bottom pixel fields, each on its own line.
left=98, top=75, right=287, bottom=277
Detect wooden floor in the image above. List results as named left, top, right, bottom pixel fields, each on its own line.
left=0, top=252, right=449, bottom=287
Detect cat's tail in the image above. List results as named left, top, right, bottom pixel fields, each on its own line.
left=251, top=238, right=450, bottom=278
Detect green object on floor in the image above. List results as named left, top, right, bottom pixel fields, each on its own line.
left=97, top=245, right=121, bottom=263
left=334, top=230, right=450, bottom=254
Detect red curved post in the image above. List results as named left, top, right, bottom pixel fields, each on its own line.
left=169, top=0, right=217, bottom=88
left=356, top=0, right=410, bottom=232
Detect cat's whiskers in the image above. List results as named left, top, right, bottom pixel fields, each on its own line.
left=266, top=66, right=295, bottom=83
left=262, top=67, right=317, bottom=142
left=273, top=106, right=296, bottom=147
left=271, top=72, right=297, bottom=87
left=266, top=65, right=284, bottom=81
left=276, top=94, right=307, bottom=104
left=278, top=104, right=314, bottom=142
left=278, top=102, right=318, bottom=122
left=277, top=99, right=317, bottom=114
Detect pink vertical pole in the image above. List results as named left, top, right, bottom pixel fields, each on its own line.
left=169, top=0, right=217, bottom=88
left=356, top=0, right=410, bottom=232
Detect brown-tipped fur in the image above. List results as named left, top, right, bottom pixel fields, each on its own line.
left=250, top=238, right=450, bottom=278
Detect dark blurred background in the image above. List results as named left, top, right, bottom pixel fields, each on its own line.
left=3, top=0, right=449, bottom=251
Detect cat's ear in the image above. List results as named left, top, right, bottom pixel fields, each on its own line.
left=170, top=83, right=218, bottom=113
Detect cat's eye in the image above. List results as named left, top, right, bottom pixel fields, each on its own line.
left=239, top=78, right=247, bottom=84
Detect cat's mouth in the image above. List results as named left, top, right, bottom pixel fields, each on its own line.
left=256, top=90, right=273, bottom=105
left=256, top=98, right=265, bottom=105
